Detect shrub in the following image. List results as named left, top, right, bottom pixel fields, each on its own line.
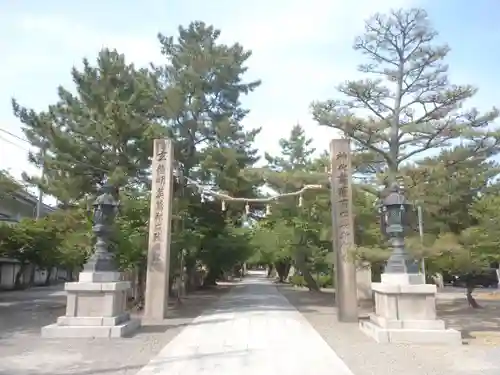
left=290, top=274, right=305, bottom=287
left=289, top=273, right=334, bottom=288
left=317, top=274, right=333, bottom=288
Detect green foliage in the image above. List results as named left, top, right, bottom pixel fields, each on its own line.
left=150, top=21, right=263, bottom=280
left=0, top=209, right=89, bottom=272
left=289, top=274, right=333, bottom=288
left=305, top=7, right=500, bottom=277
left=0, top=170, right=26, bottom=201
left=111, top=192, right=150, bottom=271
left=13, top=50, right=162, bottom=203
left=250, top=220, right=295, bottom=264
left=5, top=10, right=500, bottom=294
left=457, top=193, right=500, bottom=270
left=9, top=21, right=263, bottom=289
left=250, top=125, right=331, bottom=290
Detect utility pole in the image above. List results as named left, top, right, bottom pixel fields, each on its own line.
left=35, top=147, right=46, bottom=219
left=417, top=205, right=426, bottom=281
left=176, top=165, right=186, bottom=302
left=31, top=147, right=47, bottom=286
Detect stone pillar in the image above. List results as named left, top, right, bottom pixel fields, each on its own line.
left=330, top=139, right=358, bottom=322
left=41, top=271, right=139, bottom=338
left=270, top=267, right=277, bottom=279
left=359, top=273, right=462, bottom=344
left=144, top=139, right=175, bottom=320
left=287, top=265, right=296, bottom=282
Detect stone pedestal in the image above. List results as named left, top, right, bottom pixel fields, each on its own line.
left=359, top=273, right=462, bottom=345
left=41, top=271, right=140, bottom=338
left=269, top=267, right=277, bottom=279
left=356, top=263, right=373, bottom=308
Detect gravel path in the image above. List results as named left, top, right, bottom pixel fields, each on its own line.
left=278, top=285, right=500, bottom=375
left=0, top=283, right=234, bottom=375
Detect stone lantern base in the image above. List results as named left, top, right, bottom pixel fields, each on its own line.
left=356, top=262, right=373, bottom=309
left=359, top=273, right=462, bottom=345
left=41, top=271, right=140, bottom=338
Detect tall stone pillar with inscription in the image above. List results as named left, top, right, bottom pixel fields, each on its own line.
left=144, top=139, right=174, bottom=320
left=329, top=139, right=359, bottom=322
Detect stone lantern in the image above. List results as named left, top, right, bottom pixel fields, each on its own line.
left=359, top=182, right=461, bottom=345
left=380, top=182, right=419, bottom=282
left=83, top=183, right=120, bottom=273
left=41, top=184, right=139, bottom=338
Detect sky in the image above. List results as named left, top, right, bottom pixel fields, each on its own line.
left=0, top=0, right=499, bottom=204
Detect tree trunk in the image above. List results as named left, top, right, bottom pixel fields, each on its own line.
left=186, top=266, right=195, bottom=292
left=44, top=268, right=53, bottom=286
left=29, top=265, right=36, bottom=286
left=267, top=264, right=274, bottom=278
left=14, top=264, right=27, bottom=289
left=127, top=265, right=147, bottom=310
left=434, top=273, right=444, bottom=288
left=275, top=261, right=290, bottom=283
left=294, top=250, right=319, bottom=292
left=138, top=271, right=145, bottom=301
left=466, top=284, right=481, bottom=308
left=204, top=268, right=219, bottom=286
left=168, top=275, right=176, bottom=297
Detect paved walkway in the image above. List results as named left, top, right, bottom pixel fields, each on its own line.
left=136, top=271, right=354, bottom=375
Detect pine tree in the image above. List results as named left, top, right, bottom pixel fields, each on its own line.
left=150, top=21, right=263, bottom=282
left=406, top=147, right=500, bottom=235
left=152, top=21, right=261, bottom=194
left=11, top=21, right=264, bottom=288
left=311, top=8, right=500, bottom=181
left=261, top=124, right=328, bottom=290
left=266, top=124, right=316, bottom=172
left=12, top=49, right=162, bottom=203
left=0, top=170, right=24, bottom=201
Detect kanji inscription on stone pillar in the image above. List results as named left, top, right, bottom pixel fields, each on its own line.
left=330, top=138, right=358, bottom=322
left=144, top=139, right=174, bottom=320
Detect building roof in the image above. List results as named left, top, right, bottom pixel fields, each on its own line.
left=1, top=174, right=55, bottom=213
left=0, top=212, right=14, bottom=220
left=11, top=189, right=55, bottom=213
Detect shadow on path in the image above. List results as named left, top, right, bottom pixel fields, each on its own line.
left=0, top=281, right=236, bottom=375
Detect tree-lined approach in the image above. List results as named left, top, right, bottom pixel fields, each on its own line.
left=1, top=9, right=499, bottom=308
